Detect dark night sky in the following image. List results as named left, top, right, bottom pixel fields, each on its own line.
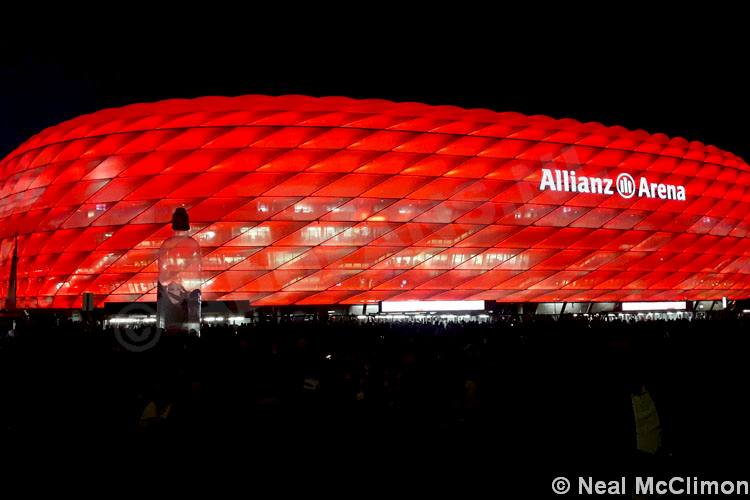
left=1, top=17, right=748, bottom=161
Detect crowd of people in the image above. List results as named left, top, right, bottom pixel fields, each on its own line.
left=1, top=311, right=749, bottom=478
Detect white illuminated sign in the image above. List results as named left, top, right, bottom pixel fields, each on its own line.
left=622, top=301, right=687, bottom=311
left=539, top=168, right=686, bottom=201
left=380, top=300, right=485, bottom=312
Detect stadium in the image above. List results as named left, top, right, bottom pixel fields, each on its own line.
left=1, top=94, right=749, bottom=318
left=2, top=92, right=750, bottom=497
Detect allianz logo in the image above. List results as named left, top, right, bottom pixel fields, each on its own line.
left=539, top=168, right=686, bottom=201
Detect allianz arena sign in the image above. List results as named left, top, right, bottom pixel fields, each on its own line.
left=540, top=168, right=687, bottom=201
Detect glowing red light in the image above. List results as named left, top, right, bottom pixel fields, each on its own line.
left=0, top=95, right=749, bottom=308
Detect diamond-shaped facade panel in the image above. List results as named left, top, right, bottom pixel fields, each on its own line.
left=1, top=95, right=749, bottom=308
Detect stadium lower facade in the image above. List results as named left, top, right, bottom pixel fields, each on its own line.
left=1, top=95, right=749, bottom=310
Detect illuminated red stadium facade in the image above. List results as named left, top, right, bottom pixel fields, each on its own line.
left=1, top=94, right=750, bottom=309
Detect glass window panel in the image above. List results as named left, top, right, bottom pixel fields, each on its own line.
left=455, top=225, right=521, bottom=248
left=162, top=149, right=234, bottom=174
left=647, top=272, right=694, bottom=290
left=359, top=174, right=431, bottom=197
left=455, top=270, right=523, bottom=289
left=355, top=152, right=425, bottom=175
left=263, top=173, right=341, bottom=196
left=428, top=289, right=485, bottom=301
left=279, top=247, right=358, bottom=269
left=167, top=172, right=245, bottom=197
left=393, top=134, right=454, bottom=154
left=532, top=250, right=590, bottom=270
left=251, top=127, right=325, bottom=149
left=225, top=221, right=308, bottom=247
left=495, top=249, right=559, bottom=270
left=565, top=271, right=615, bottom=290
left=274, top=222, right=352, bottom=246
left=124, top=175, right=193, bottom=201
left=130, top=199, right=199, bottom=224
left=87, top=177, right=142, bottom=203
left=39, top=229, right=84, bottom=254
left=73, top=251, right=125, bottom=274
left=336, top=270, right=405, bottom=290
left=624, top=271, right=675, bottom=290
left=48, top=252, right=88, bottom=275
left=492, top=269, right=558, bottom=289
left=569, top=208, right=621, bottom=228
left=368, top=199, right=439, bottom=223
left=202, top=271, right=267, bottom=293
left=86, top=274, right=134, bottom=295
left=251, top=291, right=315, bottom=306
left=187, top=197, right=248, bottom=222
left=313, top=174, right=387, bottom=197
left=496, top=204, right=556, bottom=225
left=416, top=248, right=483, bottom=269
left=256, top=149, right=336, bottom=172
left=51, top=159, right=102, bottom=184
left=96, top=225, right=162, bottom=251
left=415, top=270, right=485, bottom=289
left=106, top=248, right=159, bottom=273
left=119, top=150, right=188, bottom=176
left=370, top=223, right=442, bottom=247
left=373, top=269, right=446, bottom=290
left=407, top=177, right=477, bottom=200
left=213, top=172, right=293, bottom=197
left=284, top=270, right=361, bottom=291
left=372, top=247, right=445, bottom=270
left=414, top=224, right=482, bottom=247
left=206, top=147, right=278, bottom=171
left=535, top=228, right=594, bottom=249
left=455, top=202, right=516, bottom=224
left=535, top=206, right=591, bottom=227
left=295, top=290, right=360, bottom=305
left=193, top=222, right=254, bottom=247
left=156, top=128, right=225, bottom=151
left=61, top=203, right=112, bottom=228
left=413, top=201, right=482, bottom=223
left=456, top=248, right=520, bottom=270
left=202, top=247, right=261, bottom=271
left=453, top=179, right=515, bottom=201
left=324, top=247, right=401, bottom=270
left=322, top=222, right=400, bottom=246
left=237, top=270, right=315, bottom=292
left=37, top=206, right=78, bottom=231
left=216, top=292, right=270, bottom=303
left=298, top=128, right=369, bottom=150
left=387, top=290, right=442, bottom=301
left=112, top=273, right=158, bottom=295
left=306, top=150, right=379, bottom=173
left=491, top=181, right=538, bottom=203
left=92, top=200, right=154, bottom=226
left=272, top=197, right=350, bottom=221
left=222, top=197, right=301, bottom=221
left=321, top=198, right=397, bottom=222
left=631, top=232, right=676, bottom=252
left=232, top=247, right=310, bottom=270
left=347, top=130, right=416, bottom=151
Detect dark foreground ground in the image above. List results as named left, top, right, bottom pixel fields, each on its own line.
left=1, top=314, right=749, bottom=496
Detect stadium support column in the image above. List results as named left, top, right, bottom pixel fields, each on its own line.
left=4, top=235, right=17, bottom=310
